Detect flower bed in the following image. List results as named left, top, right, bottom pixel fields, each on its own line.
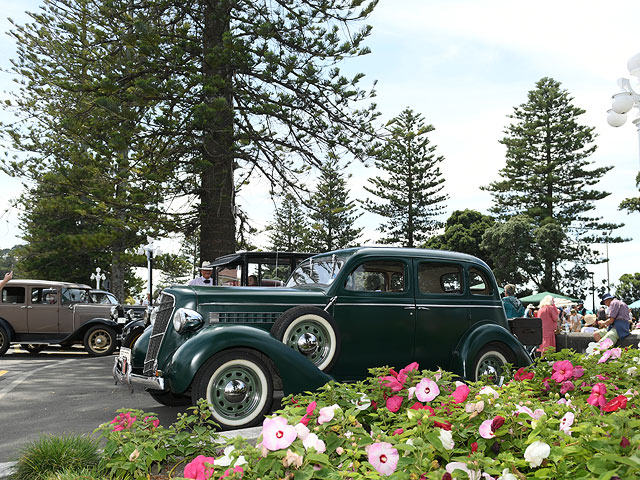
left=98, top=339, right=640, bottom=479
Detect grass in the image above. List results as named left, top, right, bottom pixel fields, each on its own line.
left=12, top=434, right=101, bottom=480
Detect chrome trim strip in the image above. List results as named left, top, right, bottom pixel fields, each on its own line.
left=335, top=303, right=417, bottom=307
left=198, top=302, right=326, bottom=307
left=334, top=303, right=503, bottom=308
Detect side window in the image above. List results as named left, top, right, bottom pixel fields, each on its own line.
left=418, top=263, right=463, bottom=294
left=344, top=261, right=405, bottom=293
left=32, top=288, right=58, bottom=305
left=2, top=286, right=25, bottom=304
left=469, top=267, right=492, bottom=295
left=61, top=288, right=88, bottom=305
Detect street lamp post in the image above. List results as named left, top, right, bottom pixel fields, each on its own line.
left=587, top=271, right=595, bottom=313
left=607, top=52, right=640, bottom=169
left=138, top=239, right=162, bottom=306
left=90, top=267, right=106, bottom=290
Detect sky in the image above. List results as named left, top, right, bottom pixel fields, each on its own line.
left=0, top=0, right=639, bottom=303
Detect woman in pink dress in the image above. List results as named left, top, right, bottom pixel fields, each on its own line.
left=537, top=295, right=559, bottom=354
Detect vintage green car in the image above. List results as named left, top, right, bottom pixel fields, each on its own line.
left=114, top=247, right=534, bottom=429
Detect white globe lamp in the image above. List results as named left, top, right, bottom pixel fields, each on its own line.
left=611, top=92, right=635, bottom=114
left=607, top=109, right=627, bottom=127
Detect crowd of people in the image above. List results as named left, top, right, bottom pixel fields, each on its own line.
left=501, top=284, right=637, bottom=354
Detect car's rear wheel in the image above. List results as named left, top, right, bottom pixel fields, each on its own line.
left=0, top=325, right=9, bottom=356
left=192, top=351, right=274, bottom=430
left=21, top=344, right=45, bottom=354
left=149, top=390, right=192, bottom=407
left=472, top=343, right=514, bottom=385
left=270, top=306, right=340, bottom=372
left=83, top=325, right=117, bottom=357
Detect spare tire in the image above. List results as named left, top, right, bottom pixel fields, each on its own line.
left=270, top=306, right=340, bottom=372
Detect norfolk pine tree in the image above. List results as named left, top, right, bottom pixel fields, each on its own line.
left=362, top=108, right=448, bottom=247
left=483, top=77, right=622, bottom=292
left=266, top=194, right=311, bottom=252
left=308, top=157, right=362, bottom=252
left=2, top=0, right=176, bottom=300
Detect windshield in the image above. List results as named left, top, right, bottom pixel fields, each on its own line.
left=286, top=253, right=353, bottom=287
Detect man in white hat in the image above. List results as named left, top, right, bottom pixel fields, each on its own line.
left=189, top=261, right=215, bottom=286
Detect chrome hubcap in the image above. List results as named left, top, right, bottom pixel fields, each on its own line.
left=224, top=379, right=248, bottom=403
left=297, top=332, right=318, bottom=355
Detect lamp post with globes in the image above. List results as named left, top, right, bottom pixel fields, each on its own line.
left=138, top=239, right=162, bottom=306
left=90, top=267, right=106, bottom=290
left=607, top=52, right=640, bottom=169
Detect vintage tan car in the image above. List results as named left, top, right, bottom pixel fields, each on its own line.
left=0, top=279, right=125, bottom=356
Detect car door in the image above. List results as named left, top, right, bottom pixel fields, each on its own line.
left=329, top=257, right=415, bottom=379
left=413, top=259, right=469, bottom=372
left=27, top=286, right=60, bottom=334
left=1, top=285, right=28, bottom=333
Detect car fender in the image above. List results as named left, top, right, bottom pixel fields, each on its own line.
left=166, top=325, right=333, bottom=395
left=67, top=318, right=121, bottom=341
left=132, top=325, right=152, bottom=368
left=121, top=319, right=146, bottom=341
left=451, top=322, right=532, bottom=380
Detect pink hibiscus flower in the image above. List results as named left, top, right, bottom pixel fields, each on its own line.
left=367, top=442, right=399, bottom=476
left=261, top=416, right=297, bottom=451
left=551, top=360, right=574, bottom=383
left=560, top=380, right=575, bottom=395
left=587, top=383, right=607, bottom=407
left=110, top=412, right=136, bottom=431
left=451, top=383, right=470, bottom=404
left=598, top=347, right=622, bottom=364
left=559, top=412, right=574, bottom=435
left=220, top=466, right=244, bottom=479
left=514, top=367, right=535, bottom=381
left=183, top=455, right=216, bottom=480
left=572, top=365, right=585, bottom=379
left=415, top=377, right=440, bottom=402
left=479, top=415, right=505, bottom=439
left=386, top=395, right=403, bottom=413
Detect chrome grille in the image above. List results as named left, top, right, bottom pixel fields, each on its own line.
left=218, top=312, right=280, bottom=323
left=143, top=293, right=175, bottom=376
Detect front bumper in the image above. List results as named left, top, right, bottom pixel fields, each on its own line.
left=113, top=353, right=165, bottom=392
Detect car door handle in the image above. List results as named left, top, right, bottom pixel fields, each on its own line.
left=20, top=305, right=32, bottom=309
left=403, top=306, right=416, bottom=310
left=417, top=306, right=430, bottom=310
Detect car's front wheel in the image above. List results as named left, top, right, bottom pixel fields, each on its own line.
left=472, top=343, right=514, bottom=385
left=192, top=351, right=274, bottom=430
left=83, top=325, right=117, bottom=357
left=270, top=306, right=340, bottom=372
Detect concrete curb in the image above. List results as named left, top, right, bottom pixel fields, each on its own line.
left=0, top=426, right=262, bottom=479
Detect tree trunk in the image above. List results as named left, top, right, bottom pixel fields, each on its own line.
left=199, top=0, right=236, bottom=262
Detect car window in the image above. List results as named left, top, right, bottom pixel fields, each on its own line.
left=344, top=261, right=405, bottom=293
left=418, top=262, right=463, bottom=294
left=2, top=286, right=25, bottom=304
left=32, top=287, right=58, bottom=305
left=469, top=267, right=493, bottom=295
left=61, top=288, right=89, bottom=304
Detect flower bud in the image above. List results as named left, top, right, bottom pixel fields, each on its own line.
left=621, top=437, right=630, bottom=448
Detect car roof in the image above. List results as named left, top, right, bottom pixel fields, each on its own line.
left=211, top=251, right=315, bottom=267
left=313, top=246, right=490, bottom=267
left=5, top=279, right=92, bottom=289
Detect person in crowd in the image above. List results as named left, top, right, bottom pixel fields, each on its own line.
left=581, top=313, right=598, bottom=333
left=502, top=284, right=525, bottom=319
left=594, top=293, right=631, bottom=344
left=577, top=302, right=587, bottom=317
left=536, top=295, right=559, bottom=354
left=0, top=270, right=13, bottom=290
left=524, top=303, right=536, bottom=318
left=189, top=261, right=215, bottom=286
left=597, top=306, right=607, bottom=323
left=568, top=308, right=582, bottom=332
left=247, top=275, right=258, bottom=286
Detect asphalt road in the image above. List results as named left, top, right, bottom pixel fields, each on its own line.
left=0, top=345, right=190, bottom=463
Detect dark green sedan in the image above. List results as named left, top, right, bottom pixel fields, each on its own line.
left=114, top=247, right=535, bottom=429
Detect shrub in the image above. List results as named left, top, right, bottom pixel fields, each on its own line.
left=12, top=434, right=100, bottom=480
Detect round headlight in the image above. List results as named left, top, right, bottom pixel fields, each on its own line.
left=149, top=307, right=158, bottom=326
left=172, top=308, right=204, bottom=333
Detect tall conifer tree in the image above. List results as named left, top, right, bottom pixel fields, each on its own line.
left=308, top=158, right=362, bottom=252
left=266, top=194, right=310, bottom=252
left=483, top=77, right=622, bottom=291
left=362, top=108, right=448, bottom=247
